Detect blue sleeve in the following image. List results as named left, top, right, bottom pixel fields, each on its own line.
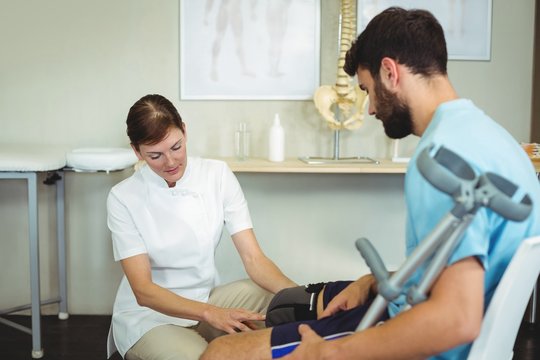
left=405, top=145, right=489, bottom=270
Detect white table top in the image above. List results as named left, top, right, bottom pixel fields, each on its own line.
left=0, top=144, right=67, bottom=172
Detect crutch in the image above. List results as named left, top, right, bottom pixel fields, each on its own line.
left=355, top=144, right=533, bottom=331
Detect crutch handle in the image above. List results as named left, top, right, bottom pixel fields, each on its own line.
left=481, top=173, right=532, bottom=222
left=417, top=145, right=476, bottom=197
left=355, top=238, right=401, bottom=300
left=418, top=145, right=532, bottom=222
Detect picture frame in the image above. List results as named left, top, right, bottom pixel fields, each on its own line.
left=180, top=0, right=321, bottom=100
left=357, top=0, right=492, bottom=61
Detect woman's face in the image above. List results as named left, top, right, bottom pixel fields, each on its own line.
left=134, top=126, right=187, bottom=187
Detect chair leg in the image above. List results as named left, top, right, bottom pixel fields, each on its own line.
left=526, top=282, right=537, bottom=323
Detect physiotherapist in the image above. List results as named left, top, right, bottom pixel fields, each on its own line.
left=106, top=94, right=296, bottom=360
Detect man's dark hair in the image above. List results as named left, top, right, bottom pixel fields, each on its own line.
left=344, top=7, right=448, bottom=78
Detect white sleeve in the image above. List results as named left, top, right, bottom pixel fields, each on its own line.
left=221, top=164, right=253, bottom=235
left=107, top=190, right=147, bottom=261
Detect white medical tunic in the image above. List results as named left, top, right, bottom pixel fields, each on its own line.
left=106, top=157, right=253, bottom=357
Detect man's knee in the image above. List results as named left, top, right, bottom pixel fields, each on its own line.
left=201, top=329, right=272, bottom=360
left=200, top=337, right=224, bottom=360
left=265, top=283, right=326, bottom=327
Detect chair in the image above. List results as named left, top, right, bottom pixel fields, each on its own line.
left=467, top=236, right=540, bottom=360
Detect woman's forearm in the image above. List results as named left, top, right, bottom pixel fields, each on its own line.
left=133, top=281, right=214, bottom=321
left=244, top=255, right=296, bottom=293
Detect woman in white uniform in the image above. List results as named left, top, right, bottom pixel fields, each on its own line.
left=106, top=94, right=296, bottom=360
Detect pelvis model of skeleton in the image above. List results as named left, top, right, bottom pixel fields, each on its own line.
left=314, top=0, right=368, bottom=131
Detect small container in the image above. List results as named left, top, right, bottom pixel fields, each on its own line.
left=235, top=122, right=250, bottom=161
left=268, top=114, right=285, bottom=162
left=391, top=139, right=410, bottom=163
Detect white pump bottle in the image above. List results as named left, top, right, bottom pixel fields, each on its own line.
left=268, top=113, right=285, bottom=162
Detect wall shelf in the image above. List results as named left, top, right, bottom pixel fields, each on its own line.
left=222, top=157, right=540, bottom=174
left=221, top=157, right=408, bottom=174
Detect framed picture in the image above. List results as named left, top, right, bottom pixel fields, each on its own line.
left=357, top=0, right=492, bottom=61
left=180, top=0, right=321, bottom=100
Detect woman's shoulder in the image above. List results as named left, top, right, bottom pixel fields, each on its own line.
left=109, top=168, right=145, bottom=196
left=191, top=156, right=226, bottom=166
left=189, top=157, right=229, bottom=175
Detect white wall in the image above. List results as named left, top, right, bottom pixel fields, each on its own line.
left=0, top=0, right=535, bottom=314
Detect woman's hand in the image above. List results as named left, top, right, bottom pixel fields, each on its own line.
left=121, top=254, right=268, bottom=330
left=202, top=306, right=266, bottom=334
left=320, top=275, right=376, bottom=318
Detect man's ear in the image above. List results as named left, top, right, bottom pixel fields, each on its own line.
left=380, top=57, right=400, bottom=89
left=131, top=143, right=143, bottom=160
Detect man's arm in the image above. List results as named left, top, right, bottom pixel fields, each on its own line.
left=284, top=256, right=484, bottom=359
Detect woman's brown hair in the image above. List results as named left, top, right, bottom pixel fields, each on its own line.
left=126, top=94, right=184, bottom=151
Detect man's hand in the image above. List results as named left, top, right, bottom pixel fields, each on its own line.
left=282, top=324, right=336, bottom=360
left=320, top=275, right=376, bottom=318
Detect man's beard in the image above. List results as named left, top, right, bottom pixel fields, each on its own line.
left=374, top=78, right=413, bottom=139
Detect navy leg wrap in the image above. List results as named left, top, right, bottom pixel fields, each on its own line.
left=265, top=283, right=325, bottom=327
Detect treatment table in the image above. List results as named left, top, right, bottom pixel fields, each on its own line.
left=0, top=145, right=68, bottom=359
left=0, top=145, right=137, bottom=358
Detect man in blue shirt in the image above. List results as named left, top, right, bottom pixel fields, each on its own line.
left=201, top=7, right=540, bottom=359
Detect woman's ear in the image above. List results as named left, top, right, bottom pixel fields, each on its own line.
left=131, top=144, right=143, bottom=160
left=182, top=123, right=187, bottom=143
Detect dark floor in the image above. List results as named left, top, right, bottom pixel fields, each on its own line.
left=0, top=315, right=122, bottom=360
left=0, top=315, right=539, bottom=359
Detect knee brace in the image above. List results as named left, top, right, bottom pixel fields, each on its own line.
left=265, top=283, right=326, bottom=327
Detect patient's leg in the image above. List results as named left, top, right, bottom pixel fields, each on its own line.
left=202, top=285, right=325, bottom=360
left=200, top=328, right=273, bottom=360
left=202, top=282, right=384, bottom=360
left=265, top=281, right=352, bottom=327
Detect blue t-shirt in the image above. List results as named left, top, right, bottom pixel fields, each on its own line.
left=388, top=99, right=540, bottom=359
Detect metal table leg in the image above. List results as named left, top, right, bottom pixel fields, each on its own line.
left=56, top=172, right=69, bottom=320
left=28, top=172, right=44, bottom=359
left=0, top=171, right=68, bottom=358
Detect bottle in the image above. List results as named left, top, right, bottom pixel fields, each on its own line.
left=235, top=122, right=250, bottom=161
left=268, top=114, right=285, bottom=162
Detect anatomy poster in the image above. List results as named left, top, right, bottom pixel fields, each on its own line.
left=357, top=0, right=492, bottom=60
left=180, top=0, right=321, bottom=100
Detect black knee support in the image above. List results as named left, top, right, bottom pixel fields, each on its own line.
left=265, top=283, right=326, bottom=327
